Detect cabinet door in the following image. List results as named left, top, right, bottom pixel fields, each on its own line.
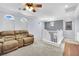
left=64, top=42, right=79, bottom=56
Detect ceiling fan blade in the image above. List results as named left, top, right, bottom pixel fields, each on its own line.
left=32, top=9, right=36, bottom=12
left=35, top=4, right=42, bottom=7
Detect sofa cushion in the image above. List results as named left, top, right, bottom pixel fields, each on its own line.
left=2, top=36, right=15, bottom=41
left=15, top=34, right=23, bottom=39
left=3, top=40, right=18, bottom=51
left=0, top=39, right=4, bottom=43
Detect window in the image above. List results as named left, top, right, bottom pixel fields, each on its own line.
left=65, top=21, right=72, bottom=30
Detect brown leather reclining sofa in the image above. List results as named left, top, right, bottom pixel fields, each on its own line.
left=0, top=30, right=34, bottom=55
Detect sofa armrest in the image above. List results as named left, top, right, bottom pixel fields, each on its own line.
left=28, top=34, right=34, bottom=37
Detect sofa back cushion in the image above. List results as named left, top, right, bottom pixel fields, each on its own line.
left=0, top=32, right=2, bottom=38
left=15, top=30, right=28, bottom=34
left=1, top=31, right=15, bottom=36
left=15, top=33, right=28, bottom=39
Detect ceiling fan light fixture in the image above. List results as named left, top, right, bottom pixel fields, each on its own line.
left=26, top=5, right=29, bottom=10
left=20, top=3, right=42, bottom=12
left=29, top=7, right=33, bottom=11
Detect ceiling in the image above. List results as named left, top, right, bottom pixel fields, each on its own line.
left=0, top=3, right=78, bottom=20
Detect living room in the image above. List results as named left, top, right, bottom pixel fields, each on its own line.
left=0, top=3, right=79, bottom=56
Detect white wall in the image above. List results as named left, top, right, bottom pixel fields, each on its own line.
left=63, top=16, right=75, bottom=40
left=0, top=14, right=28, bottom=31
left=74, top=5, right=79, bottom=41
left=63, top=5, right=79, bottom=40
left=27, top=20, right=43, bottom=39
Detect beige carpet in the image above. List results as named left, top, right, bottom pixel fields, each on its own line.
left=3, top=39, right=64, bottom=56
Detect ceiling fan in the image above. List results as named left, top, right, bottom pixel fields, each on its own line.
left=19, top=3, right=42, bottom=12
